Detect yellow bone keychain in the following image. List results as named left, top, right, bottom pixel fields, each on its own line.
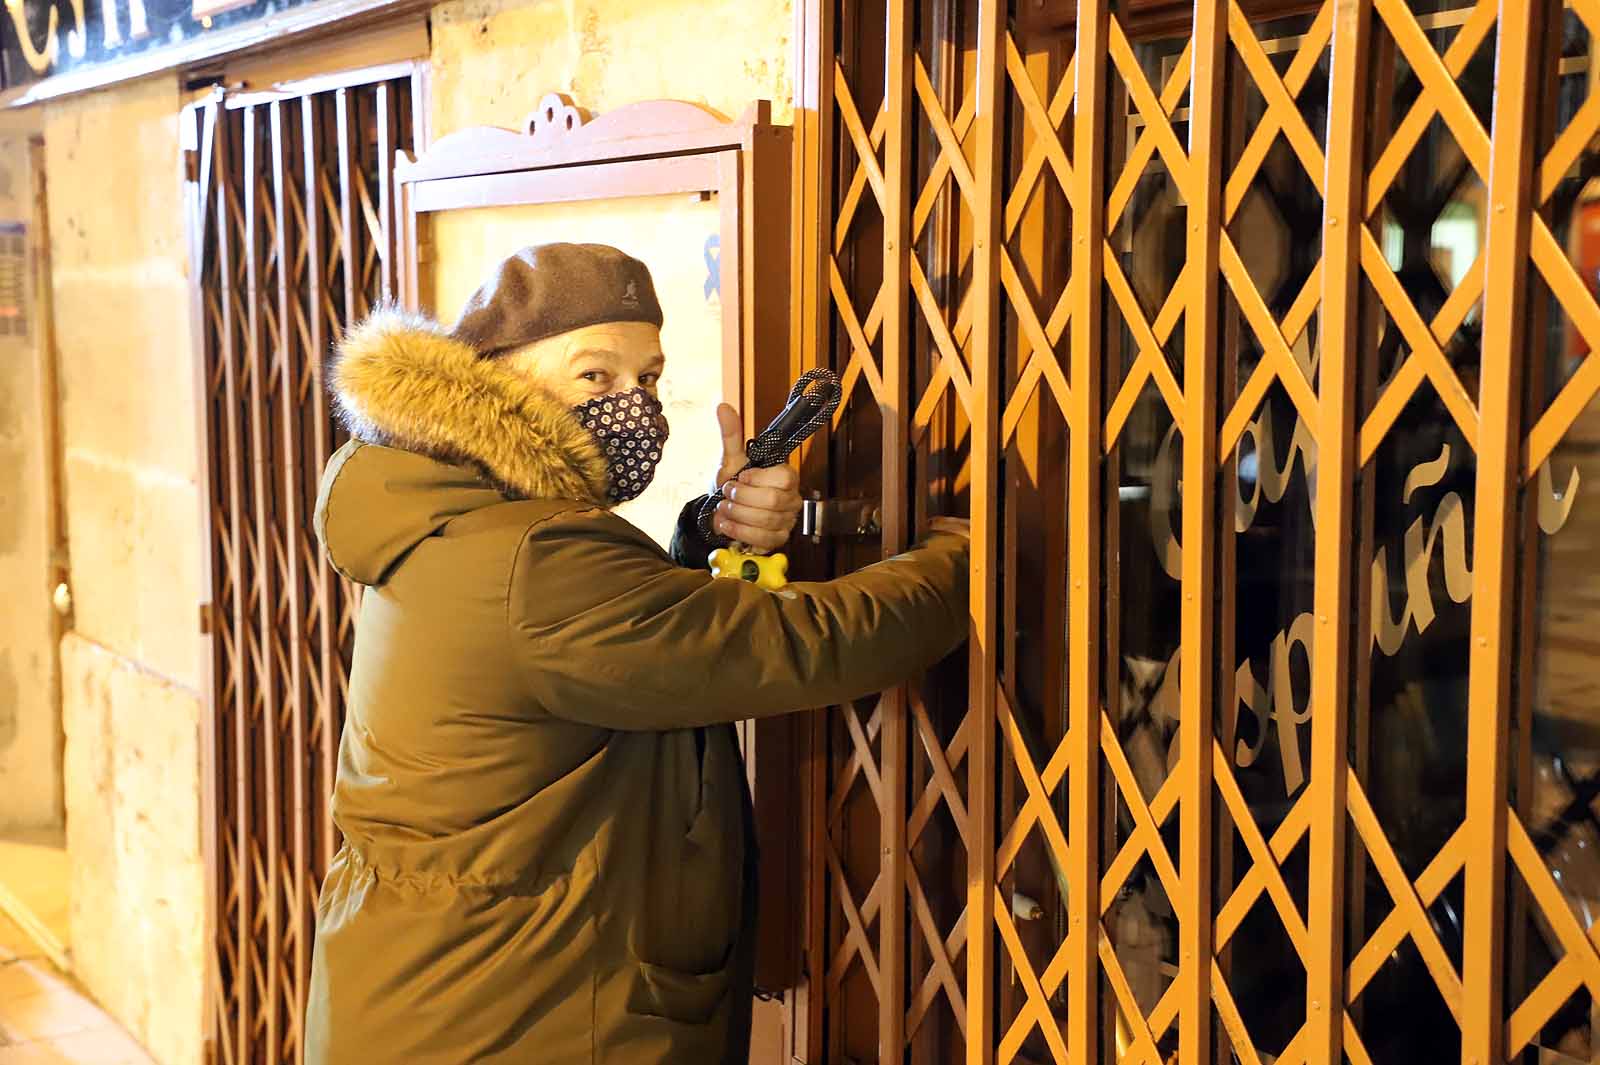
left=700, top=369, right=841, bottom=590
left=709, top=546, right=789, bottom=590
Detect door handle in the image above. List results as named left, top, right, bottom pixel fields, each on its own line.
left=800, top=496, right=882, bottom=543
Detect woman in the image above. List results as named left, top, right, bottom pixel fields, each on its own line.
left=305, top=243, right=969, bottom=1063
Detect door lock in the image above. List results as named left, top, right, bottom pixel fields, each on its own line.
left=800, top=497, right=882, bottom=542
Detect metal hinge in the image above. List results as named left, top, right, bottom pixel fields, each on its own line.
left=800, top=496, right=881, bottom=542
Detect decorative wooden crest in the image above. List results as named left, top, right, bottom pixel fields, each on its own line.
left=395, top=92, right=771, bottom=185
left=524, top=93, right=589, bottom=144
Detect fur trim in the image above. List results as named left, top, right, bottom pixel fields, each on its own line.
left=329, top=306, right=611, bottom=505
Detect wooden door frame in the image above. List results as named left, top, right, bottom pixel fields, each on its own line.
left=393, top=93, right=802, bottom=993
left=786, top=0, right=1596, bottom=1062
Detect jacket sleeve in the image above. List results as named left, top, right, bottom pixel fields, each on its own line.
left=508, top=507, right=968, bottom=730
left=667, top=495, right=719, bottom=571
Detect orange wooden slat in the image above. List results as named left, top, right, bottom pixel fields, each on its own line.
left=1305, top=0, right=1371, bottom=1055
left=827, top=702, right=884, bottom=826
left=1502, top=814, right=1600, bottom=1045
left=835, top=108, right=887, bottom=256
left=1107, top=41, right=1193, bottom=229
left=879, top=2, right=913, bottom=1054
left=996, top=698, right=1075, bottom=909
left=1506, top=953, right=1585, bottom=1057
left=1538, top=30, right=1600, bottom=201
left=910, top=257, right=977, bottom=408
left=910, top=694, right=973, bottom=849
left=832, top=60, right=889, bottom=210
left=1003, top=34, right=1078, bottom=208
left=913, top=54, right=979, bottom=203
left=1363, top=0, right=1495, bottom=217
left=1100, top=772, right=1183, bottom=911
left=269, top=98, right=312, bottom=1052
left=1357, top=231, right=1480, bottom=450
left=1226, top=0, right=1327, bottom=191
left=999, top=252, right=1073, bottom=415
left=1218, top=236, right=1321, bottom=436
left=1460, top=0, right=1541, bottom=1056
left=913, top=94, right=976, bottom=238
left=1211, top=956, right=1269, bottom=1065
left=906, top=868, right=969, bottom=1035
left=825, top=841, right=886, bottom=999
left=1004, top=51, right=1078, bottom=236
left=215, top=105, right=254, bottom=1063
left=1211, top=746, right=1310, bottom=956
left=1099, top=931, right=1166, bottom=1063
left=1371, top=0, right=1491, bottom=175
left=1223, top=0, right=1332, bottom=218
left=1214, top=789, right=1312, bottom=949
left=1071, top=0, right=1112, bottom=1059
left=1346, top=771, right=1465, bottom=1019
left=1182, top=0, right=1227, bottom=1054
left=994, top=891, right=1071, bottom=1063
left=1100, top=715, right=1184, bottom=898
left=1345, top=828, right=1464, bottom=1000
left=967, top=1, right=1008, bottom=1061
left=1523, top=219, right=1600, bottom=475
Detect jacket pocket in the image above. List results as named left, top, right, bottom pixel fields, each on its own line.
left=625, top=959, right=730, bottom=1025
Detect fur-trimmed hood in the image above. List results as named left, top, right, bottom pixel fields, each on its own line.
left=328, top=306, right=611, bottom=506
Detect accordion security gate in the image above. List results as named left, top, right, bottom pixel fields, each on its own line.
left=793, top=0, right=1600, bottom=1063
left=184, top=67, right=421, bottom=1065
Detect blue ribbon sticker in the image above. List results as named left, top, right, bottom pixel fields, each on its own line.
left=704, top=234, right=721, bottom=301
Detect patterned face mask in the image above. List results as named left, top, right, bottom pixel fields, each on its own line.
left=571, top=386, right=670, bottom=504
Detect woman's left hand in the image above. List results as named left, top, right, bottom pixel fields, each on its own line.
left=712, top=403, right=803, bottom=551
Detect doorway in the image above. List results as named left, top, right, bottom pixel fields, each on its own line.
left=183, top=63, right=422, bottom=1065
left=788, top=0, right=1600, bottom=1062
left=0, top=118, right=70, bottom=971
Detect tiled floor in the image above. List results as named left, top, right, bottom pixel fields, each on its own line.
left=0, top=913, right=153, bottom=1065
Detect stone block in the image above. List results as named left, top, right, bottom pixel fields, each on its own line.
left=0, top=244, right=61, bottom=830
left=61, top=449, right=201, bottom=701
left=42, top=78, right=185, bottom=275
left=60, top=633, right=204, bottom=1065
left=44, top=76, right=194, bottom=481
left=430, top=0, right=793, bottom=136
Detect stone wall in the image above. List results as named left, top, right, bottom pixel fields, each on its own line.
left=0, top=120, right=62, bottom=834
left=59, top=635, right=204, bottom=1065
left=8, top=4, right=795, bottom=1063
left=41, top=75, right=205, bottom=1065
left=429, top=0, right=793, bottom=134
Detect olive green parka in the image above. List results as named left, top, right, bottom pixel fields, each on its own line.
left=303, top=308, right=969, bottom=1064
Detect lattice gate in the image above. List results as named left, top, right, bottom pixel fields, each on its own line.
left=789, top=0, right=1600, bottom=1062
left=183, top=66, right=422, bottom=1065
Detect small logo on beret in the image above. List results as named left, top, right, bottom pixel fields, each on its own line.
left=622, top=280, right=641, bottom=309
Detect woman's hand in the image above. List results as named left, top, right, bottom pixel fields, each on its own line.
left=712, top=403, right=803, bottom=551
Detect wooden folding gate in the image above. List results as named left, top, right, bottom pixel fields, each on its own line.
left=183, top=66, right=422, bottom=1065
left=791, top=0, right=1600, bottom=1062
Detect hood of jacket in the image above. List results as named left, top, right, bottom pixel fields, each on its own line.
left=314, top=307, right=612, bottom=586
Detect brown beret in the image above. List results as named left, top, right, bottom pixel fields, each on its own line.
left=448, top=243, right=664, bottom=357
